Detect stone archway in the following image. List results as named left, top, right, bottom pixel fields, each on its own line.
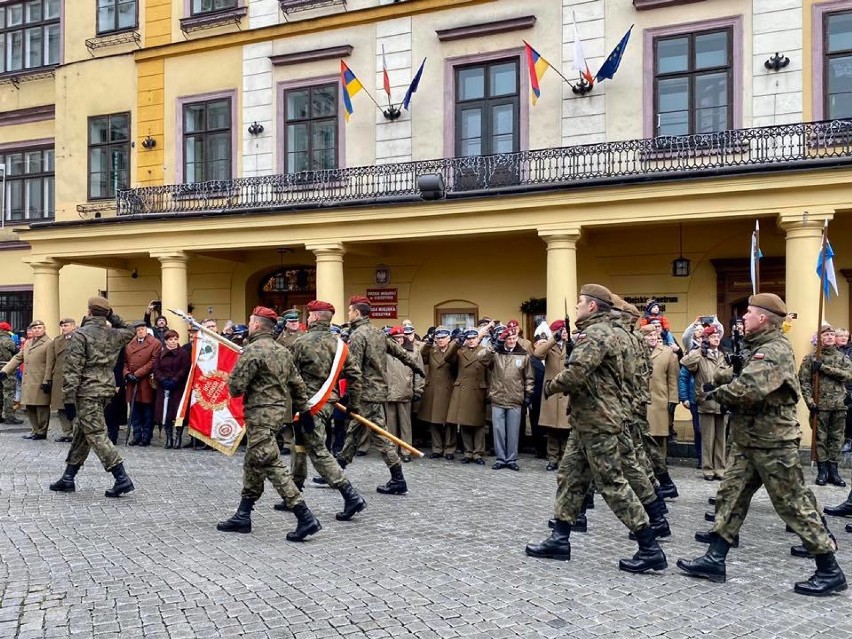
left=256, top=265, right=317, bottom=319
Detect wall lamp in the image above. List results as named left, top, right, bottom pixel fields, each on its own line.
left=417, top=173, right=445, bottom=200
left=248, top=121, right=265, bottom=135
left=141, top=135, right=157, bottom=149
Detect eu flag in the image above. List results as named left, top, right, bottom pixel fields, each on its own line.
left=402, top=58, right=426, bottom=111
left=595, top=25, right=633, bottom=83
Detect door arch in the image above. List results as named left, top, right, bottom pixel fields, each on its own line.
left=257, top=266, right=316, bottom=319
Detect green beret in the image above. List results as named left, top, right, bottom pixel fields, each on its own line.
left=748, top=293, right=786, bottom=317
left=579, top=283, right=614, bottom=306
left=88, top=296, right=111, bottom=317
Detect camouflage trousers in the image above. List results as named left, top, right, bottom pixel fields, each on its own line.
left=554, top=428, right=650, bottom=533
left=629, top=420, right=659, bottom=487
left=66, top=397, right=122, bottom=471
left=2, top=376, right=14, bottom=419
left=712, top=442, right=834, bottom=554
left=634, top=416, right=668, bottom=477
left=814, top=409, right=847, bottom=463
left=340, top=402, right=400, bottom=469
left=242, top=408, right=303, bottom=508
left=290, top=404, right=346, bottom=489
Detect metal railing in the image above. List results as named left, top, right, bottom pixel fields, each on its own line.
left=117, top=119, right=852, bottom=217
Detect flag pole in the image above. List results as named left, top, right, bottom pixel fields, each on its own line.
left=754, top=222, right=761, bottom=292
left=809, top=220, right=829, bottom=463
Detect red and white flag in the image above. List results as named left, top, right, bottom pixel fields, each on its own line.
left=176, top=333, right=246, bottom=456
left=381, top=44, right=392, bottom=98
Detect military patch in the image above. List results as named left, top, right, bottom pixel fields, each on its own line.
left=753, top=353, right=765, bottom=360
left=514, top=357, right=524, bottom=368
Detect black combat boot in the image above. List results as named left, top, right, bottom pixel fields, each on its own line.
left=173, top=427, right=183, bottom=450
left=630, top=500, right=671, bottom=540
left=793, top=553, right=848, bottom=596
left=49, top=464, right=80, bottom=492
left=846, top=523, right=852, bottom=534
left=656, top=472, right=679, bottom=499
left=376, top=464, right=407, bottom=495
left=525, top=520, right=571, bottom=560
left=677, top=533, right=730, bottom=583
left=217, top=497, right=255, bottom=533
left=708, top=496, right=716, bottom=506
left=336, top=481, right=367, bottom=521
left=104, top=463, right=134, bottom=498
left=827, top=462, right=847, bottom=487
left=286, top=502, right=322, bottom=542
left=164, top=426, right=174, bottom=449
left=816, top=461, right=828, bottom=486
left=695, top=530, right=739, bottom=547
left=705, top=511, right=715, bottom=522
left=619, top=526, right=667, bottom=573
left=548, top=512, right=587, bottom=533
left=583, top=490, right=595, bottom=510
left=656, top=491, right=669, bottom=515
left=824, top=488, right=852, bottom=517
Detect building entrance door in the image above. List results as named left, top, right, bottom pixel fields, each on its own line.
left=258, top=266, right=316, bottom=321
left=711, top=257, right=785, bottom=328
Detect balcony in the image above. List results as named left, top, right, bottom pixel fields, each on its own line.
left=117, top=119, right=852, bottom=217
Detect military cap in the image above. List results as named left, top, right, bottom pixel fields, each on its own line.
left=306, top=300, right=335, bottom=314
left=388, top=325, right=405, bottom=336
left=59, top=317, right=76, bottom=325
left=434, top=326, right=451, bottom=338
left=251, top=306, right=279, bottom=322
left=624, top=303, right=642, bottom=319
left=463, top=328, right=479, bottom=340
left=349, top=295, right=371, bottom=307
left=579, top=283, right=614, bottom=306
left=703, top=325, right=719, bottom=336
left=87, top=296, right=111, bottom=317
left=507, top=319, right=520, bottom=329
left=550, top=319, right=565, bottom=332
left=820, top=323, right=834, bottom=334
left=748, top=293, right=786, bottom=317
left=610, top=294, right=626, bottom=312
left=131, top=320, right=147, bottom=329
left=0, top=322, right=11, bottom=331
left=29, top=319, right=45, bottom=328
left=403, top=325, right=415, bottom=335
left=282, top=308, right=300, bottom=321
left=640, top=324, right=657, bottom=335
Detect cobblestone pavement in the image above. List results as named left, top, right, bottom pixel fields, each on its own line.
left=0, top=419, right=850, bottom=639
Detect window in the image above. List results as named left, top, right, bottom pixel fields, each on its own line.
left=0, top=0, right=60, bottom=74
left=653, top=28, right=732, bottom=136
left=825, top=10, right=852, bottom=119
left=0, top=290, right=33, bottom=330
left=191, top=0, right=237, bottom=15
left=182, top=98, right=232, bottom=183
left=97, top=0, right=138, bottom=34
left=88, top=113, right=130, bottom=200
left=436, top=307, right=477, bottom=332
left=454, top=59, right=519, bottom=156
left=283, top=83, right=338, bottom=174
left=0, top=147, right=54, bottom=222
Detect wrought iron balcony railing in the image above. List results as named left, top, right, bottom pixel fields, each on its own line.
left=117, top=119, right=852, bottom=217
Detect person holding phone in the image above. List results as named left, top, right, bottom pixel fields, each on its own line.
left=682, top=315, right=724, bottom=352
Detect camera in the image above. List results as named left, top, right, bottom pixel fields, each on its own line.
left=152, top=300, right=162, bottom=311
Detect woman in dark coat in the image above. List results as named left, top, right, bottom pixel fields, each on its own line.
left=153, top=330, right=190, bottom=449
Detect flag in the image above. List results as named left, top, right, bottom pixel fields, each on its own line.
left=177, top=333, right=245, bottom=456
left=402, top=58, right=426, bottom=110
left=816, top=240, right=839, bottom=299
left=381, top=44, right=391, bottom=98
left=572, top=12, right=594, bottom=85
left=340, top=60, right=363, bottom=122
left=523, top=41, right=551, bottom=105
left=750, top=220, right=763, bottom=295
left=299, top=338, right=349, bottom=418
left=595, top=25, right=633, bottom=82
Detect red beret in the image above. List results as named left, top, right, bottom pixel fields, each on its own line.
left=507, top=319, right=520, bottom=329
left=0, top=322, right=11, bottom=331
left=703, top=325, right=718, bottom=337
left=251, top=306, right=278, bottom=322
left=306, top=300, right=335, bottom=314
left=388, top=325, right=404, bottom=336
left=349, top=295, right=371, bottom=307
left=549, top=320, right=565, bottom=332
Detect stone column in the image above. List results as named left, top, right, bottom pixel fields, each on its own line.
left=778, top=209, right=834, bottom=447
left=152, top=251, right=189, bottom=343
left=28, top=258, right=61, bottom=337
left=307, top=243, right=345, bottom=324
left=538, top=228, right=581, bottom=323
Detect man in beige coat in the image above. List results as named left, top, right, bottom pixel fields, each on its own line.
left=0, top=320, right=51, bottom=439
left=643, top=326, right=679, bottom=458
left=385, top=326, right=425, bottom=462
left=44, top=318, right=77, bottom=442
left=418, top=327, right=460, bottom=459
left=534, top=320, right=571, bottom=471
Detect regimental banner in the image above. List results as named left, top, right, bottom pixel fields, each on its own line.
left=176, top=333, right=246, bottom=456
left=366, top=288, right=398, bottom=319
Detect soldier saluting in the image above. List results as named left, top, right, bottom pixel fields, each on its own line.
left=678, top=293, right=847, bottom=596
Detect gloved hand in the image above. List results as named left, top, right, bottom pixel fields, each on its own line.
left=40, top=381, right=52, bottom=394
left=703, top=382, right=715, bottom=393
left=522, top=394, right=532, bottom=408
left=812, top=359, right=823, bottom=372
left=346, top=403, right=361, bottom=417
left=298, top=410, right=316, bottom=434
left=106, top=313, right=121, bottom=327
left=64, top=403, right=77, bottom=422
left=0, top=371, right=7, bottom=382
left=125, top=374, right=138, bottom=384
left=729, top=354, right=744, bottom=377
left=412, top=394, right=422, bottom=402
left=455, top=332, right=466, bottom=346
left=808, top=403, right=818, bottom=414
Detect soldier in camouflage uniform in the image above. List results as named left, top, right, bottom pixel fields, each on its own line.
left=799, top=324, right=852, bottom=487
left=48, top=297, right=137, bottom=497
left=678, top=293, right=846, bottom=596
left=217, top=306, right=321, bottom=542
left=526, top=284, right=666, bottom=574
left=337, top=295, right=425, bottom=495
left=273, top=300, right=367, bottom=522
left=0, top=322, right=21, bottom=424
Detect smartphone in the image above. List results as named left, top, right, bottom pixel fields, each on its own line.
left=699, top=316, right=714, bottom=325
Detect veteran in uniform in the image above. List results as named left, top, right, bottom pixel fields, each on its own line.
left=48, top=297, right=136, bottom=497
left=447, top=326, right=493, bottom=464
left=44, top=318, right=77, bottom=442
left=525, top=284, right=666, bottom=574
left=419, top=326, right=460, bottom=459
left=385, top=325, right=424, bottom=462
left=1, top=319, right=51, bottom=439
left=533, top=320, right=571, bottom=471
left=677, top=293, right=846, bottom=596
left=218, top=306, right=322, bottom=542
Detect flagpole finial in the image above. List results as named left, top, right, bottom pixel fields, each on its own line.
left=571, top=77, right=594, bottom=95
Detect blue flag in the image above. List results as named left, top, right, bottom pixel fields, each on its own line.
left=816, top=240, right=839, bottom=299
left=595, top=25, right=633, bottom=82
left=402, top=58, right=426, bottom=110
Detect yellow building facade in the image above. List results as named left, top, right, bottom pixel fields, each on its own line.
left=1, top=0, right=851, bottom=443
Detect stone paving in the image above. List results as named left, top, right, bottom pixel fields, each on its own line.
left=0, top=418, right=850, bottom=638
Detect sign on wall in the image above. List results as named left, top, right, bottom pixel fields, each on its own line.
left=366, top=288, right=398, bottom=319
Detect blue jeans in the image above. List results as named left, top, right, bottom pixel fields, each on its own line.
left=492, top=406, right=521, bottom=463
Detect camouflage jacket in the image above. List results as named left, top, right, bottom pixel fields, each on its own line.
left=0, top=332, right=17, bottom=365
left=63, top=315, right=135, bottom=403
left=798, top=346, right=852, bottom=411
left=612, top=319, right=649, bottom=420
left=347, top=316, right=423, bottom=406
left=545, top=311, right=625, bottom=434
left=276, top=330, right=302, bottom=351
left=290, top=320, right=361, bottom=406
left=713, top=326, right=801, bottom=449
left=228, top=330, right=309, bottom=417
